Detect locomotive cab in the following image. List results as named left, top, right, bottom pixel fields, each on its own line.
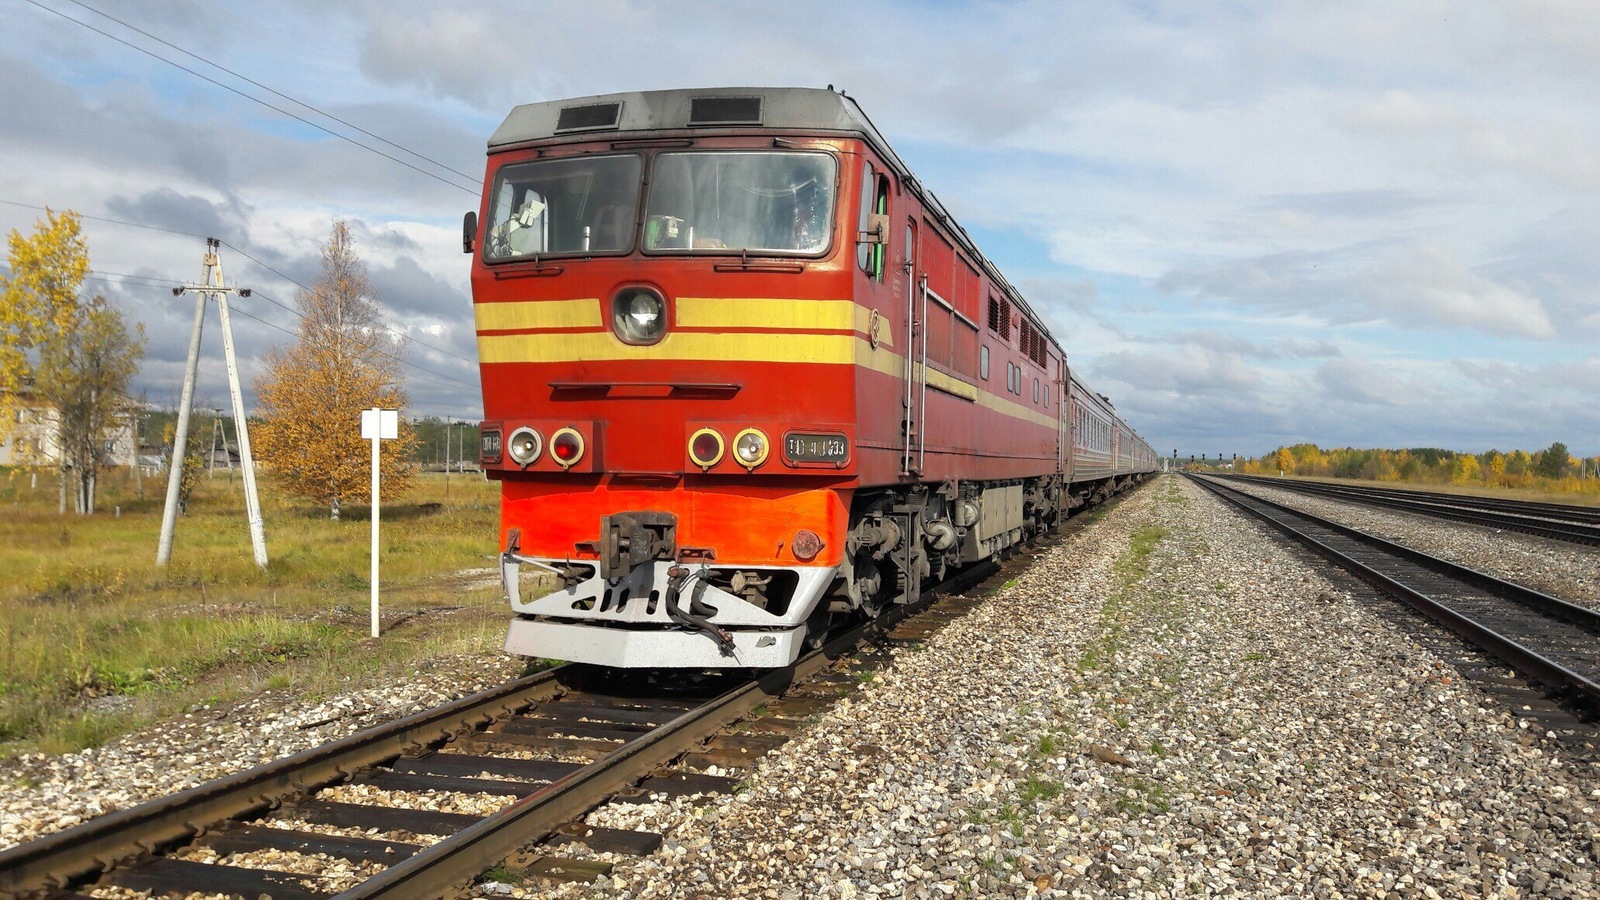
left=472, top=91, right=879, bottom=668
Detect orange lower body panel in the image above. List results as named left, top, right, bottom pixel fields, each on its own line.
left=500, top=475, right=850, bottom=569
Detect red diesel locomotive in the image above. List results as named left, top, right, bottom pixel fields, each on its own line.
left=466, top=88, right=1156, bottom=669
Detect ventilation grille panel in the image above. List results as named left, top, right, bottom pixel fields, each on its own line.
left=689, top=96, right=763, bottom=126
left=555, top=102, right=623, bottom=133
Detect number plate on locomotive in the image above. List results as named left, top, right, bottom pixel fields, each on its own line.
left=784, top=432, right=849, bottom=465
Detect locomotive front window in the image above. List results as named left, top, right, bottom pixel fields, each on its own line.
left=643, top=151, right=836, bottom=255
left=485, top=154, right=642, bottom=261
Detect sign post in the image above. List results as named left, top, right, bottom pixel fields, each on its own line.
left=361, top=408, right=398, bottom=638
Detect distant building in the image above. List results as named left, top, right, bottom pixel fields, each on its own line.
left=0, top=392, right=139, bottom=468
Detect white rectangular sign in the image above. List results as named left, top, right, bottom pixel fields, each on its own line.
left=361, top=408, right=398, bottom=440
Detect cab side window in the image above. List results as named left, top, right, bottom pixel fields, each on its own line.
left=856, top=160, right=889, bottom=281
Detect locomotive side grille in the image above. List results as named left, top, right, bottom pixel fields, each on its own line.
left=689, top=96, right=764, bottom=126
left=555, top=102, right=623, bottom=133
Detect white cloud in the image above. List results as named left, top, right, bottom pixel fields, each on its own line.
left=5, top=0, right=1600, bottom=451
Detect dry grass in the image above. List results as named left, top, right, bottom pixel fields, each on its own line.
left=0, top=467, right=509, bottom=755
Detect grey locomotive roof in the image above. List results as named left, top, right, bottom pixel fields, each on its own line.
left=489, top=87, right=885, bottom=149
left=488, top=87, right=1063, bottom=372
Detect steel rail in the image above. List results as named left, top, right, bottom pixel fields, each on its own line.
left=1191, top=475, right=1600, bottom=708
left=338, top=560, right=998, bottom=899
left=1230, top=475, right=1600, bottom=524
left=0, top=553, right=1001, bottom=900
left=1224, top=474, right=1600, bottom=545
left=1230, top=472, right=1600, bottom=525
left=0, top=668, right=568, bottom=898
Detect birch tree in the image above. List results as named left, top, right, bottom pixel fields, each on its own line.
left=254, top=222, right=416, bottom=518
left=1, top=209, right=145, bottom=513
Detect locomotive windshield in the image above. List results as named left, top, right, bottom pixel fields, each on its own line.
left=483, top=150, right=835, bottom=260
left=485, top=154, right=642, bottom=260
left=643, top=152, right=835, bottom=255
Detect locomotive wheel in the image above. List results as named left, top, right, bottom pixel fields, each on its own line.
left=804, top=606, right=836, bottom=649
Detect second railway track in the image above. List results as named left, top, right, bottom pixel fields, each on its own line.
left=1191, top=474, right=1600, bottom=714
left=1223, top=473, right=1600, bottom=546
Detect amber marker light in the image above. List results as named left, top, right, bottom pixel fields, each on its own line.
left=550, top=427, right=585, bottom=469
left=688, top=427, right=725, bottom=470
left=733, top=428, right=769, bottom=469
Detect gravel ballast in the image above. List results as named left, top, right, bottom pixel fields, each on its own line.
left=5, top=474, right=1596, bottom=898
left=0, top=653, right=522, bottom=849
left=536, top=474, right=1597, bottom=898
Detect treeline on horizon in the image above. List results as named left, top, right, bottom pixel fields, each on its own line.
left=138, top=410, right=477, bottom=469
left=1238, top=442, right=1600, bottom=495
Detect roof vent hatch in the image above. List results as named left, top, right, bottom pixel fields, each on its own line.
left=555, top=102, right=623, bottom=133
left=689, top=96, right=763, bottom=126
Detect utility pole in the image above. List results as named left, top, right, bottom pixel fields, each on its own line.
left=157, top=239, right=269, bottom=569
left=208, top=409, right=224, bottom=478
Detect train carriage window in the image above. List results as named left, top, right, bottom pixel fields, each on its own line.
left=980, top=345, right=990, bottom=380
left=486, top=154, right=642, bottom=260
left=1033, top=378, right=1040, bottom=404
left=644, top=151, right=836, bottom=255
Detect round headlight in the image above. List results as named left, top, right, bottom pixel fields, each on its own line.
left=507, top=427, right=542, bottom=467
left=612, top=287, right=666, bottom=345
left=550, top=427, right=585, bottom=469
left=733, top=428, right=769, bottom=469
left=689, top=428, right=725, bottom=469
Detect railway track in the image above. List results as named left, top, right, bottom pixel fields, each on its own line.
left=1191, top=475, right=1600, bottom=713
left=0, top=555, right=1024, bottom=899
left=1223, top=473, right=1600, bottom=546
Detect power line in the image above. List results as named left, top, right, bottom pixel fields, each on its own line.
left=61, top=0, right=480, bottom=185
left=0, top=264, right=182, bottom=290
left=229, top=304, right=475, bottom=389
left=4, top=270, right=474, bottom=395
left=23, top=0, right=478, bottom=195
left=207, top=242, right=476, bottom=367
left=1, top=196, right=479, bottom=367
left=243, top=289, right=477, bottom=387
left=0, top=198, right=204, bottom=238
left=3, top=273, right=475, bottom=389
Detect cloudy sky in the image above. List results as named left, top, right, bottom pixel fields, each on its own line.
left=3, top=0, right=1598, bottom=459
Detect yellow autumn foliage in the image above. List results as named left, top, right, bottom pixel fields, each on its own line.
left=253, top=222, right=416, bottom=518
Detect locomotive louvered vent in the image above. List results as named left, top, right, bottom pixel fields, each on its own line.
left=555, top=102, right=623, bottom=133
left=689, top=96, right=764, bottom=125
left=987, top=297, right=1002, bottom=334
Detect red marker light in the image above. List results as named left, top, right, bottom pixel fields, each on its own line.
left=550, top=427, right=585, bottom=468
left=689, top=428, right=725, bottom=469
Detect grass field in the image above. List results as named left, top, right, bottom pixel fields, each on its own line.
left=0, top=467, right=510, bottom=756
